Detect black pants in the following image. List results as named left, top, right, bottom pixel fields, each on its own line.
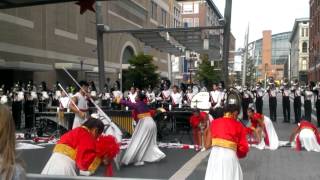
left=282, top=96, right=290, bottom=122
left=24, top=100, right=34, bottom=129
left=242, top=98, right=251, bottom=120
left=256, top=97, right=263, bottom=114
left=304, top=100, right=312, bottom=121
left=294, top=97, right=301, bottom=123
left=12, top=101, right=22, bottom=129
left=269, top=97, right=277, bottom=122
left=316, top=100, right=320, bottom=127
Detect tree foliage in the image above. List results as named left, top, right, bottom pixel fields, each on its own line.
left=123, top=53, right=159, bottom=90
left=195, top=54, right=221, bottom=89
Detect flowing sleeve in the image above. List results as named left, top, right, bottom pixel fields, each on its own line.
left=237, top=125, right=249, bottom=159
left=120, top=99, right=137, bottom=109
left=76, top=137, right=101, bottom=174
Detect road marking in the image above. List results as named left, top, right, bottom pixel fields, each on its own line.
left=169, top=150, right=210, bottom=180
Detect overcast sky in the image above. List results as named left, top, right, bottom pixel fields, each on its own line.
left=212, top=0, right=310, bottom=49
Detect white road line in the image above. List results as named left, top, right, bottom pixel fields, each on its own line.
left=169, top=150, right=210, bottom=180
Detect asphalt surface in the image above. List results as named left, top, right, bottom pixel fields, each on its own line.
left=188, top=95, right=320, bottom=180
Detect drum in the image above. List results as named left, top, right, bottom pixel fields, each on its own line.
left=190, top=92, right=211, bottom=110
left=226, top=87, right=242, bottom=106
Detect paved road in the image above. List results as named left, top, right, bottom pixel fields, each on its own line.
left=188, top=95, right=320, bottom=180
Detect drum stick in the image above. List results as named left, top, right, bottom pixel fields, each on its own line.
left=62, top=67, right=112, bottom=124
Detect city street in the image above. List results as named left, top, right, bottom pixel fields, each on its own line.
left=19, top=95, right=320, bottom=180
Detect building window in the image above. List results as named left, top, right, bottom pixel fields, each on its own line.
left=301, top=28, right=305, bottom=37
left=194, top=2, right=199, bottom=14
left=183, top=18, right=193, bottom=27
left=302, top=42, right=308, bottom=53
left=161, top=9, right=167, bottom=26
left=151, top=2, right=157, bottom=20
left=301, top=59, right=307, bottom=70
left=194, top=18, right=199, bottom=27
left=182, top=3, right=193, bottom=14
left=306, top=27, right=309, bottom=37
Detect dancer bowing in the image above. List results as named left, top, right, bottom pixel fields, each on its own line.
left=246, top=107, right=279, bottom=150
left=290, top=120, right=320, bottom=152
left=41, top=118, right=120, bottom=176
left=119, top=92, right=166, bottom=166
left=204, top=104, right=249, bottom=180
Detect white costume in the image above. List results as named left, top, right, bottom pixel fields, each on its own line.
left=252, top=116, right=279, bottom=150
left=71, top=92, right=88, bottom=129
left=41, top=153, right=77, bottom=176
left=171, top=92, right=182, bottom=105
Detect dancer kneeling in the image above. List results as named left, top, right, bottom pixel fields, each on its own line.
left=247, top=107, right=279, bottom=150
left=119, top=92, right=166, bottom=166
left=290, top=120, right=320, bottom=152
left=41, top=118, right=120, bottom=176
left=204, top=104, right=249, bottom=180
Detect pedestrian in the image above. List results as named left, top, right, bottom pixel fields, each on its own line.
left=0, top=104, right=26, bottom=180
left=291, top=80, right=302, bottom=123
left=204, top=104, right=249, bottom=180
left=69, top=81, right=89, bottom=129
left=280, top=79, right=291, bottom=123
left=267, top=79, right=277, bottom=122
left=119, top=92, right=166, bottom=166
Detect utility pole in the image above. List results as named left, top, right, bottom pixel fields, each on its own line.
left=242, top=25, right=249, bottom=86
left=222, top=0, right=232, bottom=88
left=96, top=2, right=106, bottom=92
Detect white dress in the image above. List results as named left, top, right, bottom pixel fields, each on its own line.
left=121, top=116, right=166, bottom=165
left=252, top=116, right=279, bottom=150
left=294, top=129, right=320, bottom=152
left=205, top=147, right=243, bottom=180
left=72, top=92, right=88, bottom=129
left=41, top=153, right=77, bottom=176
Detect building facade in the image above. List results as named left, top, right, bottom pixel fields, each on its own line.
left=0, top=0, right=181, bottom=90
left=289, top=18, right=309, bottom=83
left=309, top=0, right=320, bottom=81
left=251, top=31, right=291, bottom=83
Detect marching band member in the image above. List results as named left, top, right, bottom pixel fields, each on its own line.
left=41, top=118, right=120, bottom=176
left=204, top=104, right=249, bottom=180
left=252, top=82, right=265, bottom=114
left=111, top=84, right=123, bottom=110
left=267, top=79, right=278, bottom=122
left=313, top=82, right=320, bottom=127
left=280, top=79, right=291, bottom=123
left=11, top=83, right=24, bottom=130
left=101, top=86, right=111, bottom=108
left=291, top=79, right=302, bottom=124
left=52, top=82, right=61, bottom=107
left=38, top=82, right=49, bottom=112
left=24, top=82, right=36, bottom=129
left=119, top=92, right=166, bottom=166
left=290, top=120, right=320, bottom=152
left=160, top=84, right=171, bottom=103
left=69, top=81, right=89, bottom=129
left=240, top=85, right=254, bottom=121
left=0, top=85, right=8, bottom=105
left=247, top=107, right=279, bottom=150
left=218, top=82, right=226, bottom=107
left=302, top=83, right=313, bottom=122
left=210, top=83, right=221, bottom=109
left=185, top=86, right=195, bottom=106
left=170, top=85, right=182, bottom=108
left=146, top=86, right=156, bottom=105
left=128, top=86, right=137, bottom=103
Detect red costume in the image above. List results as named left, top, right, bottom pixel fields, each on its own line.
left=210, top=115, right=249, bottom=158
left=190, top=112, right=208, bottom=146
left=295, top=120, right=320, bottom=151
left=247, top=113, right=269, bottom=146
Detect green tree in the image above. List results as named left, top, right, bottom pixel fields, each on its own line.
left=196, top=54, right=221, bottom=89
left=123, top=53, right=159, bottom=90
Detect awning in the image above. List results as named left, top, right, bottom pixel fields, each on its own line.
left=0, top=60, right=53, bottom=71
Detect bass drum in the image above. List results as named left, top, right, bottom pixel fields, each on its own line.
left=226, top=87, right=242, bottom=107
left=190, top=92, right=211, bottom=110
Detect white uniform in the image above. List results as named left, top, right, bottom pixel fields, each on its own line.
left=161, top=90, right=171, bottom=101
left=146, top=91, right=155, bottom=103
left=210, top=90, right=221, bottom=109
left=128, top=92, right=137, bottom=103
left=171, top=92, right=182, bottom=105
left=71, top=92, right=88, bottom=129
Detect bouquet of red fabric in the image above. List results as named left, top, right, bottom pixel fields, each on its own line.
left=96, top=135, right=120, bottom=177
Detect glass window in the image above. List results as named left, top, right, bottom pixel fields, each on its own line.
left=194, top=18, right=199, bottom=27
left=302, top=42, right=308, bottom=53
left=306, top=27, right=309, bottom=37
left=301, top=59, right=307, bottom=70
left=301, top=28, right=304, bottom=37
left=161, top=9, right=167, bottom=26
left=151, top=2, right=157, bottom=20
left=194, top=2, right=199, bottom=14
left=183, top=3, right=193, bottom=14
